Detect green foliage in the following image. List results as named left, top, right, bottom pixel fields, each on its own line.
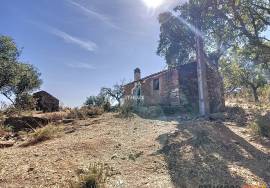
left=0, top=35, right=42, bottom=107
left=157, top=0, right=269, bottom=67
left=101, top=84, right=124, bottom=107
left=15, top=93, right=37, bottom=111
left=85, top=94, right=110, bottom=112
left=220, top=47, right=267, bottom=102
left=249, top=113, right=270, bottom=138
left=67, top=107, right=104, bottom=120
left=118, top=99, right=134, bottom=118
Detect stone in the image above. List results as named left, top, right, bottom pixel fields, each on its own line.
left=62, top=119, right=75, bottom=124
left=209, top=113, right=226, bottom=121
left=111, top=154, right=118, bottom=160
left=0, top=141, right=14, bottom=148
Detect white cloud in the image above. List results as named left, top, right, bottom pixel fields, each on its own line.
left=67, top=63, right=96, bottom=69
left=69, top=1, right=121, bottom=30
left=49, top=27, right=97, bottom=52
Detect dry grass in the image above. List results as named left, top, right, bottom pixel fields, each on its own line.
left=20, top=124, right=62, bottom=147
left=69, top=163, right=110, bottom=188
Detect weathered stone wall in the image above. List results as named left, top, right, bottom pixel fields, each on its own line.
left=123, top=62, right=225, bottom=113
left=178, top=62, right=199, bottom=112
left=206, top=65, right=225, bottom=113
left=33, top=91, right=59, bottom=112
left=124, top=69, right=181, bottom=106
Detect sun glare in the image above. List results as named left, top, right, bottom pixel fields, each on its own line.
left=141, top=0, right=164, bottom=9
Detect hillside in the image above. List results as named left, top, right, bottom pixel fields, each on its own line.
left=0, top=104, right=269, bottom=187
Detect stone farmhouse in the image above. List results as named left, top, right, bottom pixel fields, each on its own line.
left=33, top=91, right=59, bottom=113
left=123, top=62, right=225, bottom=113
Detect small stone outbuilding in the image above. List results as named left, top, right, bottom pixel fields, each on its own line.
left=33, top=91, right=59, bottom=112
left=123, top=62, right=225, bottom=113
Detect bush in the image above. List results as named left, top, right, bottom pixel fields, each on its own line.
left=67, top=107, right=104, bottom=120
left=102, top=102, right=111, bottom=112
left=119, top=99, right=134, bottom=118
left=249, top=113, right=270, bottom=138
left=69, top=163, right=110, bottom=188
left=20, top=124, right=61, bottom=147
left=15, top=93, right=37, bottom=111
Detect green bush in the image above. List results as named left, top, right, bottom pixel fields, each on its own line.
left=15, top=93, right=37, bottom=111
left=119, top=99, right=134, bottom=118
left=67, top=107, right=104, bottom=120
left=249, top=113, right=270, bottom=138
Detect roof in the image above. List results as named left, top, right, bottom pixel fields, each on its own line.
left=124, top=62, right=197, bottom=86
left=33, top=90, right=59, bottom=101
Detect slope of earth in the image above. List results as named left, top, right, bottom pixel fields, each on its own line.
left=0, top=112, right=269, bottom=188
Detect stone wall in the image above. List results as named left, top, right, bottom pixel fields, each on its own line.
left=178, top=62, right=199, bottom=112
left=123, top=62, right=225, bottom=113
left=206, top=65, right=225, bottom=113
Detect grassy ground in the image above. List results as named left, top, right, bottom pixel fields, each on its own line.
left=0, top=103, right=269, bottom=187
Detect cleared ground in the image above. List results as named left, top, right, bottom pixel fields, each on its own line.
left=0, top=108, right=270, bottom=187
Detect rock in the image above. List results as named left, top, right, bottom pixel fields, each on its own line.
left=209, top=113, right=226, bottom=121
left=0, top=129, right=8, bottom=137
left=111, top=154, right=118, bottom=160
left=62, top=119, right=75, bottom=124
left=64, top=127, right=76, bottom=134
left=0, top=141, right=15, bottom=148
left=4, top=116, right=49, bottom=132
left=27, top=167, right=34, bottom=172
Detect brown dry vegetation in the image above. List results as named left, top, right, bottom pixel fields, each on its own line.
left=0, top=103, right=269, bottom=187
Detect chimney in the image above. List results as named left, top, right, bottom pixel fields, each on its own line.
left=134, top=68, right=141, bottom=81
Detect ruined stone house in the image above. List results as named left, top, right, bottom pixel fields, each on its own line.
left=33, top=91, right=59, bottom=113
left=123, top=62, right=225, bottom=113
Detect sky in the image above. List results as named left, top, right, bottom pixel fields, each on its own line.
left=0, top=0, right=180, bottom=107
left=0, top=1, right=269, bottom=107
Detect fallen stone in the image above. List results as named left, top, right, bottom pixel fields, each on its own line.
left=64, top=127, right=76, bottom=134
left=62, top=119, right=75, bottom=124
left=209, top=113, right=226, bottom=121
left=0, top=141, right=15, bottom=148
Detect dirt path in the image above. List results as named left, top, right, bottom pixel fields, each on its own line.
left=0, top=113, right=269, bottom=188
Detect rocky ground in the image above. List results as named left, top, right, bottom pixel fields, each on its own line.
left=0, top=104, right=270, bottom=188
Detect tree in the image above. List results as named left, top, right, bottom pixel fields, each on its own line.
left=0, top=35, right=42, bottom=105
left=84, top=94, right=107, bottom=107
left=0, top=36, right=19, bottom=92
left=221, top=47, right=267, bottom=102
left=101, top=84, right=124, bottom=107
left=157, top=0, right=269, bottom=68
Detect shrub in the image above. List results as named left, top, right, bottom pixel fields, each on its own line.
left=249, top=113, right=270, bottom=138
left=102, top=101, right=111, bottom=112
left=15, top=93, right=37, bottom=111
left=20, top=124, right=61, bottom=147
left=119, top=99, right=134, bottom=118
left=67, top=107, right=104, bottom=120
left=69, top=163, right=110, bottom=188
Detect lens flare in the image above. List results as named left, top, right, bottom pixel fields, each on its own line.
left=141, top=0, right=164, bottom=8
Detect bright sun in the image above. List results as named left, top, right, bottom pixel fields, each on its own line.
left=141, top=0, right=164, bottom=8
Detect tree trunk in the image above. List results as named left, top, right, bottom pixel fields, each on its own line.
left=195, top=20, right=210, bottom=116
left=251, top=86, right=259, bottom=102
left=2, top=93, right=15, bottom=106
